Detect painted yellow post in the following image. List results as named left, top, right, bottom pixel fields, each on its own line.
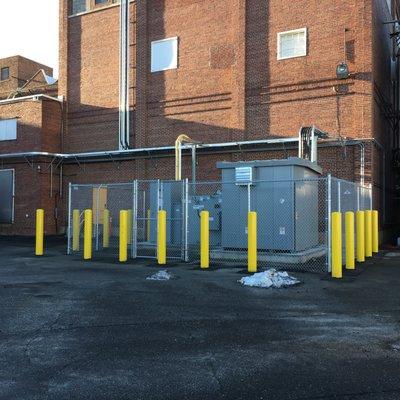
left=365, top=210, right=372, bottom=257
left=147, top=209, right=151, bottom=242
left=103, top=209, right=110, bottom=248
left=331, top=212, right=342, bottom=278
left=127, top=209, right=132, bottom=245
left=35, top=209, right=44, bottom=256
left=157, top=210, right=167, bottom=265
left=83, top=209, right=93, bottom=260
left=356, top=211, right=365, bottom=262
left=372, top=210, right=379, bottom=253
left=248, top=211, right=257, bottom=273
left=345, top=211, right=355, bottom=270
left=119, top=210, right=128, bottom=262
left=200, top=211, right=210, bottom=269
left=72, top=209, right=80, bottom=251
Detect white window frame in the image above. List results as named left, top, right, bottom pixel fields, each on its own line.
left=277, top=28, right=307, bottom=61
left=0, top=119, right=17, bottom=141
left=151, top=37, right=179, bottom=73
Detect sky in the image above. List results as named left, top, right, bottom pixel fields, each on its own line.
left=0, top=0, right=59, bottom=77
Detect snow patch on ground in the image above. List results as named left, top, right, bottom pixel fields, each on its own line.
left=384, top=252, right=400, bottom=258
left=239, top=269, right=300, bottom=288
left=146, top=270, right=173, bottom=281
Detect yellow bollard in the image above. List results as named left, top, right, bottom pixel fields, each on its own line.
left=345, top=211, right=355, bottom=270
left=127, top=209, right=132, bottom=246
left=84, top=209, right=93, bottom=260
left=119, top=210, right=128, bottom=262
left=157, top=210, right=167, bottom=265
left=200, top=211, right=210, bottom=269
left=372, top=210, right=379, bottom=253
left=365, top=210, right=372, bottom=258
left=331, top=212, right=342, bottom=278
left=248, top=211, right=257, bottom=273
left=35, top=209, right=44, bottom=256
left=72, top=209, right=80, bottom=251
left=147, top=209, right=151, bottom=242
left=356, top=211, right=365, bottom=262
left=103, top=209, right=110, bottom=248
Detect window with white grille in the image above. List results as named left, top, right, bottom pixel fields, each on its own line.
left=0, top=119, right=17, bottom=141
left=277, top=28, right=307, bottom=60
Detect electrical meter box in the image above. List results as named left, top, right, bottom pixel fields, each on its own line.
left=217, top=158, right=322, bottom=252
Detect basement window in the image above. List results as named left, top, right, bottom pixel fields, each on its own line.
left=277, top=28, right=307, bottom=60
left=1, top=67, right=9, bottom=81
left=0, top=119, right=17, bottom=141
left=151, top=37, right=179, bottom=73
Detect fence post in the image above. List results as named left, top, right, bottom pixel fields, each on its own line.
left=248, top=211, right=257, bottom=273
left=84, top=209, right=93, bottom=260
left=147, top=209, right=151, bottom=242
left=365, top=210, right=372, bottom=257
left=35, top=209, right=44, bottom=256
left=127, top=209, right=132, bottom=246
left=372, top=210, right=379, bottom=253
left=356, top=211, right=365, bottom=262
left=132, top=180, right=138, bottom=259
left=345, top=211, right=355, bottom=270
left=327, top=175, right=332, bottom=273
left=103, top=209, right=110, bottom=248
left=72, top=209, right=80, bottom=251
left=157, top=210, right=167, bottom=265
left=200, top=211, right=210, bottom=269
left=67, top=183, right=72, bottom=255
left=119, top=210, right=128, bottom=262
left=331, top=212, right=342, bottom=278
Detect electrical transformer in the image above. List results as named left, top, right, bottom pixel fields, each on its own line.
left=217, top=158, right=322, bottom=252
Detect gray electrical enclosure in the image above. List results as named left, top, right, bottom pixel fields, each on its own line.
left=217, top=158, right=322, bottom=252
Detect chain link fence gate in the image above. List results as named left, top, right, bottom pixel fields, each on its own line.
left=67, top=180, right=187, bottom=262
left=67, top=176, right=372, bottom=273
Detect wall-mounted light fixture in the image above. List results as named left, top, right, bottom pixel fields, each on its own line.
left=336, top=62, right=350, bottom=80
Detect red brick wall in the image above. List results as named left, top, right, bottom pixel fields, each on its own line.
left=0, top=99, right=62, bottom=236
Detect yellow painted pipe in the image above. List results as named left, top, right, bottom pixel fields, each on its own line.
left=72, top=209, right=80, bottom=251
left=147, top=209, right=151, bottom=242
left=248, top=211, right=257, bottom=273
left=200, top=211, right=210, bottom=269
left=331, top=212, right=342, bottom=278
left=345, top=211, right=355, bottom=270
left=119, top=210, right=128, bottom=262
left=372, top=210, right=379, bottom=253
left=84, top=209, right=93, bottom=260
left=103, top=209, right=110, bottom=248
left=365, top=210, right=372, bottom=258
left=356, top=211, right=365, bottom=262
left=35, top=209, right=44, bottom=256
left=127, top=209, right=132, bottom=245
left=157, top=210, right=167, bottom=265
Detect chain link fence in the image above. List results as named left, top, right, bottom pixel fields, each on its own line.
left=67, top=176, right=372, bottom=273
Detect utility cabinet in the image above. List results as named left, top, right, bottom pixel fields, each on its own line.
left=217, top=158, right=322, bottom=252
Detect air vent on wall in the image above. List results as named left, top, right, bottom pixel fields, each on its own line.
left=235, top=167, right=253, bottom=185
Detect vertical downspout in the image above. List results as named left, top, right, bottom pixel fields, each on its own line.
left=358, top=143, right=365, bottom=186
left=119, top=0, right=130, bottom=150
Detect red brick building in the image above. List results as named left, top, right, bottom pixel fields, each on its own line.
left=0, top=56, right=61, bottom=235
left=0, top=0, right=399, bottom=236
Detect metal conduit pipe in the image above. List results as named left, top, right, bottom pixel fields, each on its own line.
left=0, top=137, right=378, bottom=162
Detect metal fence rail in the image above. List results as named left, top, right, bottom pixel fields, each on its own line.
left=67, top=176, right=372, bottom=273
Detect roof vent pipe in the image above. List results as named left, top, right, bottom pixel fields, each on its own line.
left=119, top=0, right=130, bottom=150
